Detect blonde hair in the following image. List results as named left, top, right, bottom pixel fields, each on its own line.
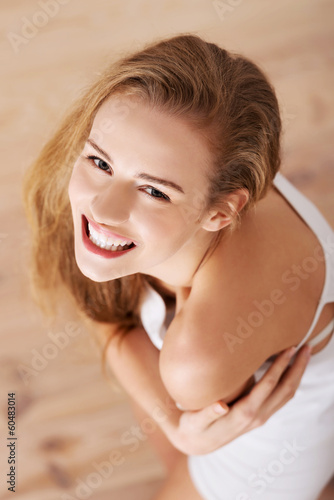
left=22, top=33, right=281, bottom=360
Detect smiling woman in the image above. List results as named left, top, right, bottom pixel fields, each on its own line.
left=22, top=34, right=334, bottom=500
left=67, top=92, right=226, bottom=286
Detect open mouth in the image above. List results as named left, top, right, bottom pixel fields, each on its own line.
left=81, top=215, right=136, bottom=256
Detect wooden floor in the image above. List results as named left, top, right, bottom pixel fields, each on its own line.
left=0, top=0, right=333, bottom=498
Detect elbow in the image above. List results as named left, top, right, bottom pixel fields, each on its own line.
left=159, top=348, right=256, bottom=411
left=159, top=320, right=255, bottom=410
left=159, top=349, right=223, bottom=411
left=160, top=374, right=211, bottom=412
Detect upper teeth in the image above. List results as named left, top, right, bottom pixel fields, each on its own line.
left=88, top=223, right=133, bottom=247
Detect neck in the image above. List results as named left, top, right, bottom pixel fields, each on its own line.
left=142, top=230, right=219, bottom=296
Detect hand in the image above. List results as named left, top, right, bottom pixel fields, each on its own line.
left=168, top=345, right=311, bottom=455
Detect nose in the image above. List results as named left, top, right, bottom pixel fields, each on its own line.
left=90, top=181, right=131, bottom=226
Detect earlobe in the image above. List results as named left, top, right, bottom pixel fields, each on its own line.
left=201, top=189, right=249, bottom=232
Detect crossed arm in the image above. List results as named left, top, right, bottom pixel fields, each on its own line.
left=93, top=321, right=311, bottom=456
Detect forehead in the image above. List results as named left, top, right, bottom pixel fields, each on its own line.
left=89, top=94, right=212, bottom=195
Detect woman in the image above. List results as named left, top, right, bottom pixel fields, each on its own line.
left=23, top=34, right=334, bottom=499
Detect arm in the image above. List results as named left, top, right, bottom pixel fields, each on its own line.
left=158, top=296, right=300, bottom=411
left=158, top=308, right=262, bottom=410
left=96, top=323, right=182, bottom=438
left=89, top=319, right=311, bottom=456
left=170, top=345, right=311, bottom=454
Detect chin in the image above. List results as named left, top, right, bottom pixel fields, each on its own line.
left=84, top=271, right=110, bottom=283
left=75, top=258, right=130, bottom=283
left=73, top=255, right=108, bottom=284
left=75, top=263, right=107, bottom=283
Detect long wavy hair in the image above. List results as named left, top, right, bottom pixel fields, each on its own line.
left=22, top=33, right=281, bottom=365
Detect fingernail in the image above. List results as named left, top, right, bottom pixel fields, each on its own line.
left=287, top=346, right=297, bottom=358
left=304, top=345, right=312, bottom=360
left=213, top=402, right=229, bottom=415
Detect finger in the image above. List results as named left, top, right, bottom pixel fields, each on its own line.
left=208, top=346, right=311, bottom=439
left=257, top=344, right=311, bottom=416
left=184, top=401, right=230, bottom=431
left=242, top=346, right=300, bottom=412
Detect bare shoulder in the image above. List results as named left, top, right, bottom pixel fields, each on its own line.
left=159, top=186, right=329, bottom=409
left=188, top=185, right=328, bottom=349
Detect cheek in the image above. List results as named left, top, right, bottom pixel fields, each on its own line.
left=68, top=163, right=94, bottom=206
left=138, top=207, right=191, bottom=245
left=68, top=163, right=81, bottom=205
left=68, top=173, right=76, bottom=206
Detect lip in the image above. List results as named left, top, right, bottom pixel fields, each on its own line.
left=81, top=215, right=137, bottom=259
left=85, top=215, right=137, bottom=244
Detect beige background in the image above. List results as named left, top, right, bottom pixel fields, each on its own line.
left=1, top=0, right=333, bottom=498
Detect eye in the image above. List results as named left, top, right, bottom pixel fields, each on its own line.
left=86, top=155, right=111, bottom=173
left=83, top=154, right=170, bottom=202
left=143, top=186, right=170, bottom=202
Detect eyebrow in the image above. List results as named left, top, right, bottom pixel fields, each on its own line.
left=87, top=138, right=113, bottom=163
left=86, top=138, right=185, bottom=194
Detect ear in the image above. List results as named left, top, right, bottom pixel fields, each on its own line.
left=201, top=189, right=249, bottom=232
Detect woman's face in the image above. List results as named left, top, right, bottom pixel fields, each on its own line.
left=68, top=94, right=216, bottom=284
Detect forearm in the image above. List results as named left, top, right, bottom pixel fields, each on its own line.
left=100, top=324, right=182, bottom=439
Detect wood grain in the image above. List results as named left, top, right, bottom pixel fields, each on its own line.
left=0, top=0, right=333, bottom=498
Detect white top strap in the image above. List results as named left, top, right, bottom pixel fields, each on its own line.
left=306, top=318, right=334, bottom=347
left=273, top=172, right=334, bottom=347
